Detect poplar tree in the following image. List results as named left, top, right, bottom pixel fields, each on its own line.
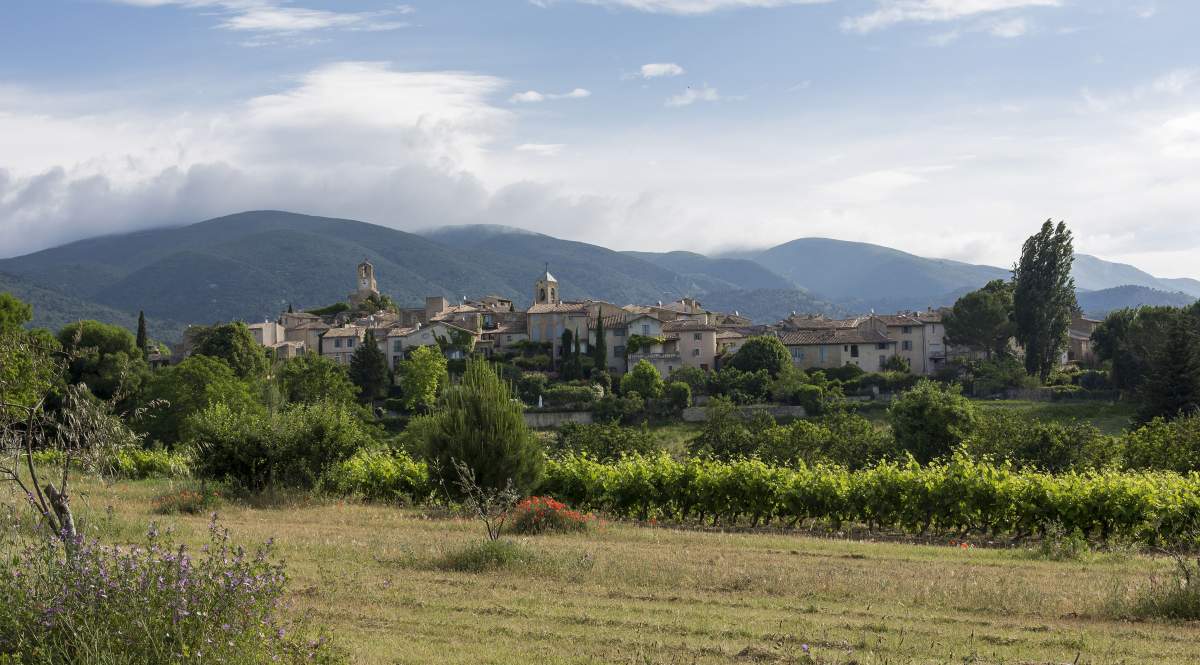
left=1013, top=220, right=1077, bottom=381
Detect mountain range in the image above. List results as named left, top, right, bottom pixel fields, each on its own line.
left=0, top=210, right=1194, bottom=340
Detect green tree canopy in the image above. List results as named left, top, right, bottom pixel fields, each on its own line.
left=592, top=314, right=607, bottom=371
left=278, top=352, right=359, bottom=405
left=944, top=279, right=1015, bottom=359
left=620, top=359, right=665, bottom=400
left=398, top=344, right=448, bottom=413
left=57, top=320, right=148, bottom=402
left=1013, top=219, right=1077, bottom=381
left=139, top=355, right=262, bottom=446
left=729, top=336, right=792, bottom=378
left=1093, top=306, right=1182, bottom=391
left=348, top=330, right=390, bottom=405
left=190, top=322, right=270, bottom=379
left=0, top=292, right=33, bottom=332
left=888, top=379, right=977, bottom=463
left=425, top=359, right=543, bottom=494
left=1137, top=315, right=1200, bottom=424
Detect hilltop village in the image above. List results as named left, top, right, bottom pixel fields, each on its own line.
left=238, top=259, right=979, bottom=378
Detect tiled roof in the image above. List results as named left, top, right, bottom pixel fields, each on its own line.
left=716, top=330, right=746, bottom=339
left=322, top=326, right=364, bottom=338
left=779, top=328, right=892, bottom=346
left=875, top=314, right=925, bottom=327
left=588, top=314, right=632, bottom=330
left=527, top=302, right=589, bottom=314
left=662, top=319, right=718, bottom=332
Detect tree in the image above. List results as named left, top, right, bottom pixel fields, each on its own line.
left=139, top=355, right=261, bottom=446
left=944, top=279, right=1015, bottom=359
left=349, top=330, right=390, bottom=405
left=0, top=292, right=33, bottom=332
left=1137, top=316, right=1200, bottom=423
left=399, top=344, right=448, bottom=413
left=888, top=380, right=977, bottom=463
left=426, top=359, right=543, bottom=494
left=1093, top=306, right=1180, bottom=391
left=191, top=322, right=270, bottom=379
left=278, top=353, right=359, bottom=405
left=729, top=336, right=792, bottom=378
left=136, top=311, right=149, bottom=359
left=592, top=313, right=608, bottom=371
left=57, top=320, right=149, bottom=402
left=620, top=359, right=665, bottom=400
left=1013, top=219, right=1077, bottom=381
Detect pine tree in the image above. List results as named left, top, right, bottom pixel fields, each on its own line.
left=1013, top=219, right=1077, bottom=381
left=348, top=330, right=390, bottom=405
left=135, top=310, right=149, bottom=359
left=1138, top=316, right=1200, bottom=423
left=592, top=313, right=608, bottom=371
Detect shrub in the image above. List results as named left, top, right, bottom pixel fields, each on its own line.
left=666, top=381, right=692, bottom=410
left=759, top=411, right=895, bottom=470
left=516, top=372, right=549, bottom=405
left=426, top=360, right=544, bottom=494
left=963, top=410, right=1120, bottom=472
left=321, top=449, right=431, bottom=503
left=434, top=539, right=537, bottom=573
left=708, top=367, right=770, bottom=404
left=507, top=496, right=593, bottom=535
left=820, top=364, right=865, bottom=383
left=592, top=392, right=645, bottom=425
left=513, top=354, right=551, bottom=371
left=0, top=519, right=345, bottom=664
left=152, top=483, right=223, bottom=515
left=111, top=447, right=192, bottom=480
left=550, top=422, right=658, bottom=461
left=620, top=360, right=664, bottom=400
left=888, top=380, right=978, bottom=463
left=1125, top=413, right=1200, bottom=473
left=688, top=396, right=775, bottom=460
left=541, top=384, right=599, bottom=409
left=729, top=336, right=792, bottom=377
left=669, top=366, right=708, bottom=396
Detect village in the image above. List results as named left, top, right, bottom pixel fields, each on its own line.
left=240, top=258, right=1098, bottom=382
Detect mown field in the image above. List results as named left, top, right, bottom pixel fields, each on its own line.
left=50, top=475, right=1200, bottom=665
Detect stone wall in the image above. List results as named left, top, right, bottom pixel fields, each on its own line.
left=524, top=411, right=594, bottom=429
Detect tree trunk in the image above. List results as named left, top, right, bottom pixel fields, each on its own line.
left=44, top=483, right=77, bottom=543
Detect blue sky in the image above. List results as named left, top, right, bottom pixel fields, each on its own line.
left=2, top=0, right=1198, bottom=278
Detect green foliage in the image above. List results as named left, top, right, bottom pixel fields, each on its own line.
left=57, top=319, right=149, bottom=401
left=541, top=451, right=1200, bottom=544
left=1124, top=553, right=1200, bottom=620
left=592, top=392, right=645, bottom=425
left=669, top=366, right=709, bottom=395
left=729, top=335, right=792, bottom=377
left=434, top=327, right=477, bottom=355
left=620, top=359, right=664, bottom=401
left=513, top=354, right=552, bottom=371
left=942, top=356, right=1038, bottom=397
left=322, top=448, right=431, bottom=503
left=708, top=366, right=770, bottom=404
left=689, top=396, right=773, bottom=460
left=759, top=410, right=896, bottom=470
left=397, top=345, right=448, bottom=413
left=434, top=539, right=538, bottom=573
left=0, top=520, right=346, bottom=665
left=1093, top=306, right=1181, bottom=391
left=0, top=327, right=60, bottom=416
left=516, top=372, right=549, bottom=405
left=623, top=334, right=666, bottom=358
left=541, top=384, right=600, bottom=409
left=152, top=483, right=224, bottom=515
left=0, top=292, right=33, bottom=331
left=1136, top=315, right=1200, bottom=424
left=278, top=352, right=359, bottom=405
left=888, top=380, right=978, bottom=463
left=1013, top=219, right=1077, bottom=380
left=191, top=322, right=270, bottom=380
left=1125, top=413, right=1200, bottom=473
left=348, top=330, right=390, bottom=405
left=961, top=410, right=1119, bottom=472
left=187, top=399, right=373, bottom=490
left=306, top=302, right=351, bottom=317
left=591, top=313, right=607, bottom=371
left=550, top=422, right=659, bottom=461
left=135, top=310, right=148, bottom=358
left=882, top=355, right=911, bottom=373
left=768, top=367, right=839, bottom=414
left=139, top=355, right=262, bottom=446
left=944, top=279, right=1016, bottom=358
left=666, top=381, right=692, bottom=410
left=507, top=496, right=593, bottom=535
left=426, top=359, right=543, bottom=494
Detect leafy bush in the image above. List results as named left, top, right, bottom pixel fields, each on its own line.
left=513, top=355, right=552, bottom=371
left=31, top=447, right=192, bottom=480
left=729, top=336, right=791, bottom=377
left=152, top=484, right=224, bottom=515
left=1125, top=413, right=1200, bottom=473
left=0, top=519, right=344, bottom=664
left=187, top=400, right=374, bottom=490
left=669, top=366, right=708, bottom=396
left=516, top=372, right=549, bottom=405
left=592, top=392, right=645, bottom=425
left=321, top=448, right=431, bottom=503
left=820, top=364, right=865, bottom=383
left=708, top=367, right=770, bottom=404
left=759, top=411, right=895, bottom=470
left=507, top=496, right=593, bottom=535
left=541, top=384, right=600, bottom=409
left=962, top=410, right=1120, bottom=472
left=688, top=396, right=775, bottom=461
left=550, top=422, right=658, bottom=461
left=888, top=380, right=978, bottom=463
left=620, top=360, right=664, bottom=400
left=666, top=381, right=692, bottom=410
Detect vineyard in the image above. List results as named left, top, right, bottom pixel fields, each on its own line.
left=535, top=452, right=1200, bottom=544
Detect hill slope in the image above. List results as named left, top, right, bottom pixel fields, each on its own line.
left=0, top=271, right=183, bottom=341
left=1076, top=285, right=1197, bottom=318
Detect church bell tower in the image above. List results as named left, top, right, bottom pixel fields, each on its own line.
left=534, top=263, right=559, bottom=305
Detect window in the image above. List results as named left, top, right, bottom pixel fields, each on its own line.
left=791, top=348, right=804, bottom=360
left=850, top=345, right=859, bottom=358
left=818, top=347, right=827, bottom=362
left=539, top=288, right=546, bottom=301
left=902, top=340, right=912, bottom=351
left=393, top=340, right=403, bottom=353
left=614, top=345, right=625, bottom=356
left=613, top=328, right=626, bottom=337
left=879, top=355, right=887, bottom=370
left=877, top=342, right=887, bottom=350
left=692, top=348, right=700, bottom=357
left=347, top=338, right=355, bottom=348
left=334, top=339, right=343, bottom=348
left=700, top=363, right=709, bottom=371
left=902, top=326, right=912, bottom=334
left=641, top=324, right=650, bottom=335
left=693, top=332, right=702, bottom=341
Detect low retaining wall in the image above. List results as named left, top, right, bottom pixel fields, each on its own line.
left=681, top=404, right=807, bottom=423
left=524, top=411, right=594, bottom=428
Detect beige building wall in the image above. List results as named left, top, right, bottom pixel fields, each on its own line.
left=676, top=329, right=717, bottom=371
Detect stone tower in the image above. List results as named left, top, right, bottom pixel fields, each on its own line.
left=350, top=258, right=379, bottom=304
left=534, top=264, right=559, bottom=306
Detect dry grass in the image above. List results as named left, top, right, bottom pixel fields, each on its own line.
left=21, top=476, right=1200, bottom=665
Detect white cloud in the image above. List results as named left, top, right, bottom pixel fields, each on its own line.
left=509, top=88, right=591, bottom=103
left=666, top=85, right=720, bottom=107
left=108, top=0, right=412, bottom=35
left=640, top=63, right=686, bottom=78
left=843, top=0, right=1060, bottom=34
left=516, top=143, right=566, bottom=156
left=532, top=0, right=830, bottom=15
left=1152, top=69, right=1199, bottom=96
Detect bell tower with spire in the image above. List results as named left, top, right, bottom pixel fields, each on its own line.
left=534, top=263, right=559, bottom=306
left=349, top=257, right=379, bottom=304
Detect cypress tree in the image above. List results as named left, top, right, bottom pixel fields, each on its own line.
left=592, top=313, right=608, bottom=371
left=1137, top=316, right=1200, bottom=423
left=135, top=310, right=149, bottom=359
left=348, top=330, right=390, bottom=405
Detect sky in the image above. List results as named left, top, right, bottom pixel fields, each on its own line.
left=1, top=0, right=1198, bottom=278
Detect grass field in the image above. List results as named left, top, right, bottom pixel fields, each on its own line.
left=39, top=475, right=1200, bottom=665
